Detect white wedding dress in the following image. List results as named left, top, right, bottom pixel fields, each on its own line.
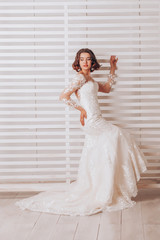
left=15, top=73, right=147, bottom=216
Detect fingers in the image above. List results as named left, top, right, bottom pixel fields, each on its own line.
left=80, top=109, right=87, bottom=126
left=80, top=115, right=85, bottom=126
left=110, top=55, right=118, bottom=61
left=110, top=56, right=118, bottom=67
left=81, top=119, right=84, bottom=126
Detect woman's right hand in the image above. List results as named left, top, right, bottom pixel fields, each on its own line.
left=80, top=108, right=87, bottom=126
left=110, top=55, right=118, bottom=70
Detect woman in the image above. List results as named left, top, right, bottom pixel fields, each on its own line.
left=15, top=48, right=147, bottom=216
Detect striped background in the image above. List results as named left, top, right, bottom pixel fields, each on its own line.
left=0, top=0, right=160, bottom=191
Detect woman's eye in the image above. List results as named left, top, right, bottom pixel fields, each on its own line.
left=80, top=58, right=91, bottom=61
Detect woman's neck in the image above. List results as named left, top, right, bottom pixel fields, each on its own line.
left=78, top=71, right=93, bottom=82
left=79, top=70, right=91, bottom=77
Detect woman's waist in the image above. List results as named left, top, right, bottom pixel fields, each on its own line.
left=85, top=107, right=102, bottom=117
left=80, top=114, right=109, bottom=135
left=86, top=112, right=102, bottom=120
left=83, top=113, right=104, bottom=128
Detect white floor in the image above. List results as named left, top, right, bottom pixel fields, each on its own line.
left=0, top=189, right=160, bottom=240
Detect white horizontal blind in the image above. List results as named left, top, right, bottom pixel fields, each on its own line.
left=0, top=0, right=160, bottom=191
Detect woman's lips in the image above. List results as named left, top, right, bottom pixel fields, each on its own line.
left=83, top=65, right=88, bottom=67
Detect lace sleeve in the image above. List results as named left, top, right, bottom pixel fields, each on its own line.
left=59, top=73, right=86, bottom=110
left=98, top=73, right=118, bottom=93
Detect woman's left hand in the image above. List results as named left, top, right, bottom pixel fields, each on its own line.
left=110, top=55, right=118, bottom=70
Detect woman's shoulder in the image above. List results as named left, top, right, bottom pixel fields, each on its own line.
left=76, top=71, right=85, bottom=78
left=72, top=72, right=86, bottom=83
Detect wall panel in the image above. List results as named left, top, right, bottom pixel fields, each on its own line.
left=0, top=0, right=159, bottom=191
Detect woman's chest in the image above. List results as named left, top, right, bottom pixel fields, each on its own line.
left=75, top=81, right=98, bottom=101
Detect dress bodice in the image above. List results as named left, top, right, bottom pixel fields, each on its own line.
left=75, top=73, right=105, bottom=134
left=77, top=75, right=102, bottom=120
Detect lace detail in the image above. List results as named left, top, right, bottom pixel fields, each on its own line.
left=15, top=74, right=147, bottom=216
left=97, top=73, right=118, bottom=91
left=59, top=73, right=86, bottom=109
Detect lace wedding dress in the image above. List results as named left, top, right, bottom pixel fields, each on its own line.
left=15, top=72, right=147, bottom=216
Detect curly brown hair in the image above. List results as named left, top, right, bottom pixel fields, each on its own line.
left=72, top=48, right=102, bottom=72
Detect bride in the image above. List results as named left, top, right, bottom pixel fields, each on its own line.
left=15, top=48, right=147, bottom=216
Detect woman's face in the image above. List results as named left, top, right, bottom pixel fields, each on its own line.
left=79, top=52, right=92, bottom=72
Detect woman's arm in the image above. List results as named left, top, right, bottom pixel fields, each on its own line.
left=98, top=56, right=118, bottom=93
left=59, top=74, right=87, bottom=126
left=98, top=67, right=117, bottom=93
left=59, top=75, right=85, bottom=112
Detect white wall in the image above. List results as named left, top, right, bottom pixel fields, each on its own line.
left=0, top=0, right=160, bottom=191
